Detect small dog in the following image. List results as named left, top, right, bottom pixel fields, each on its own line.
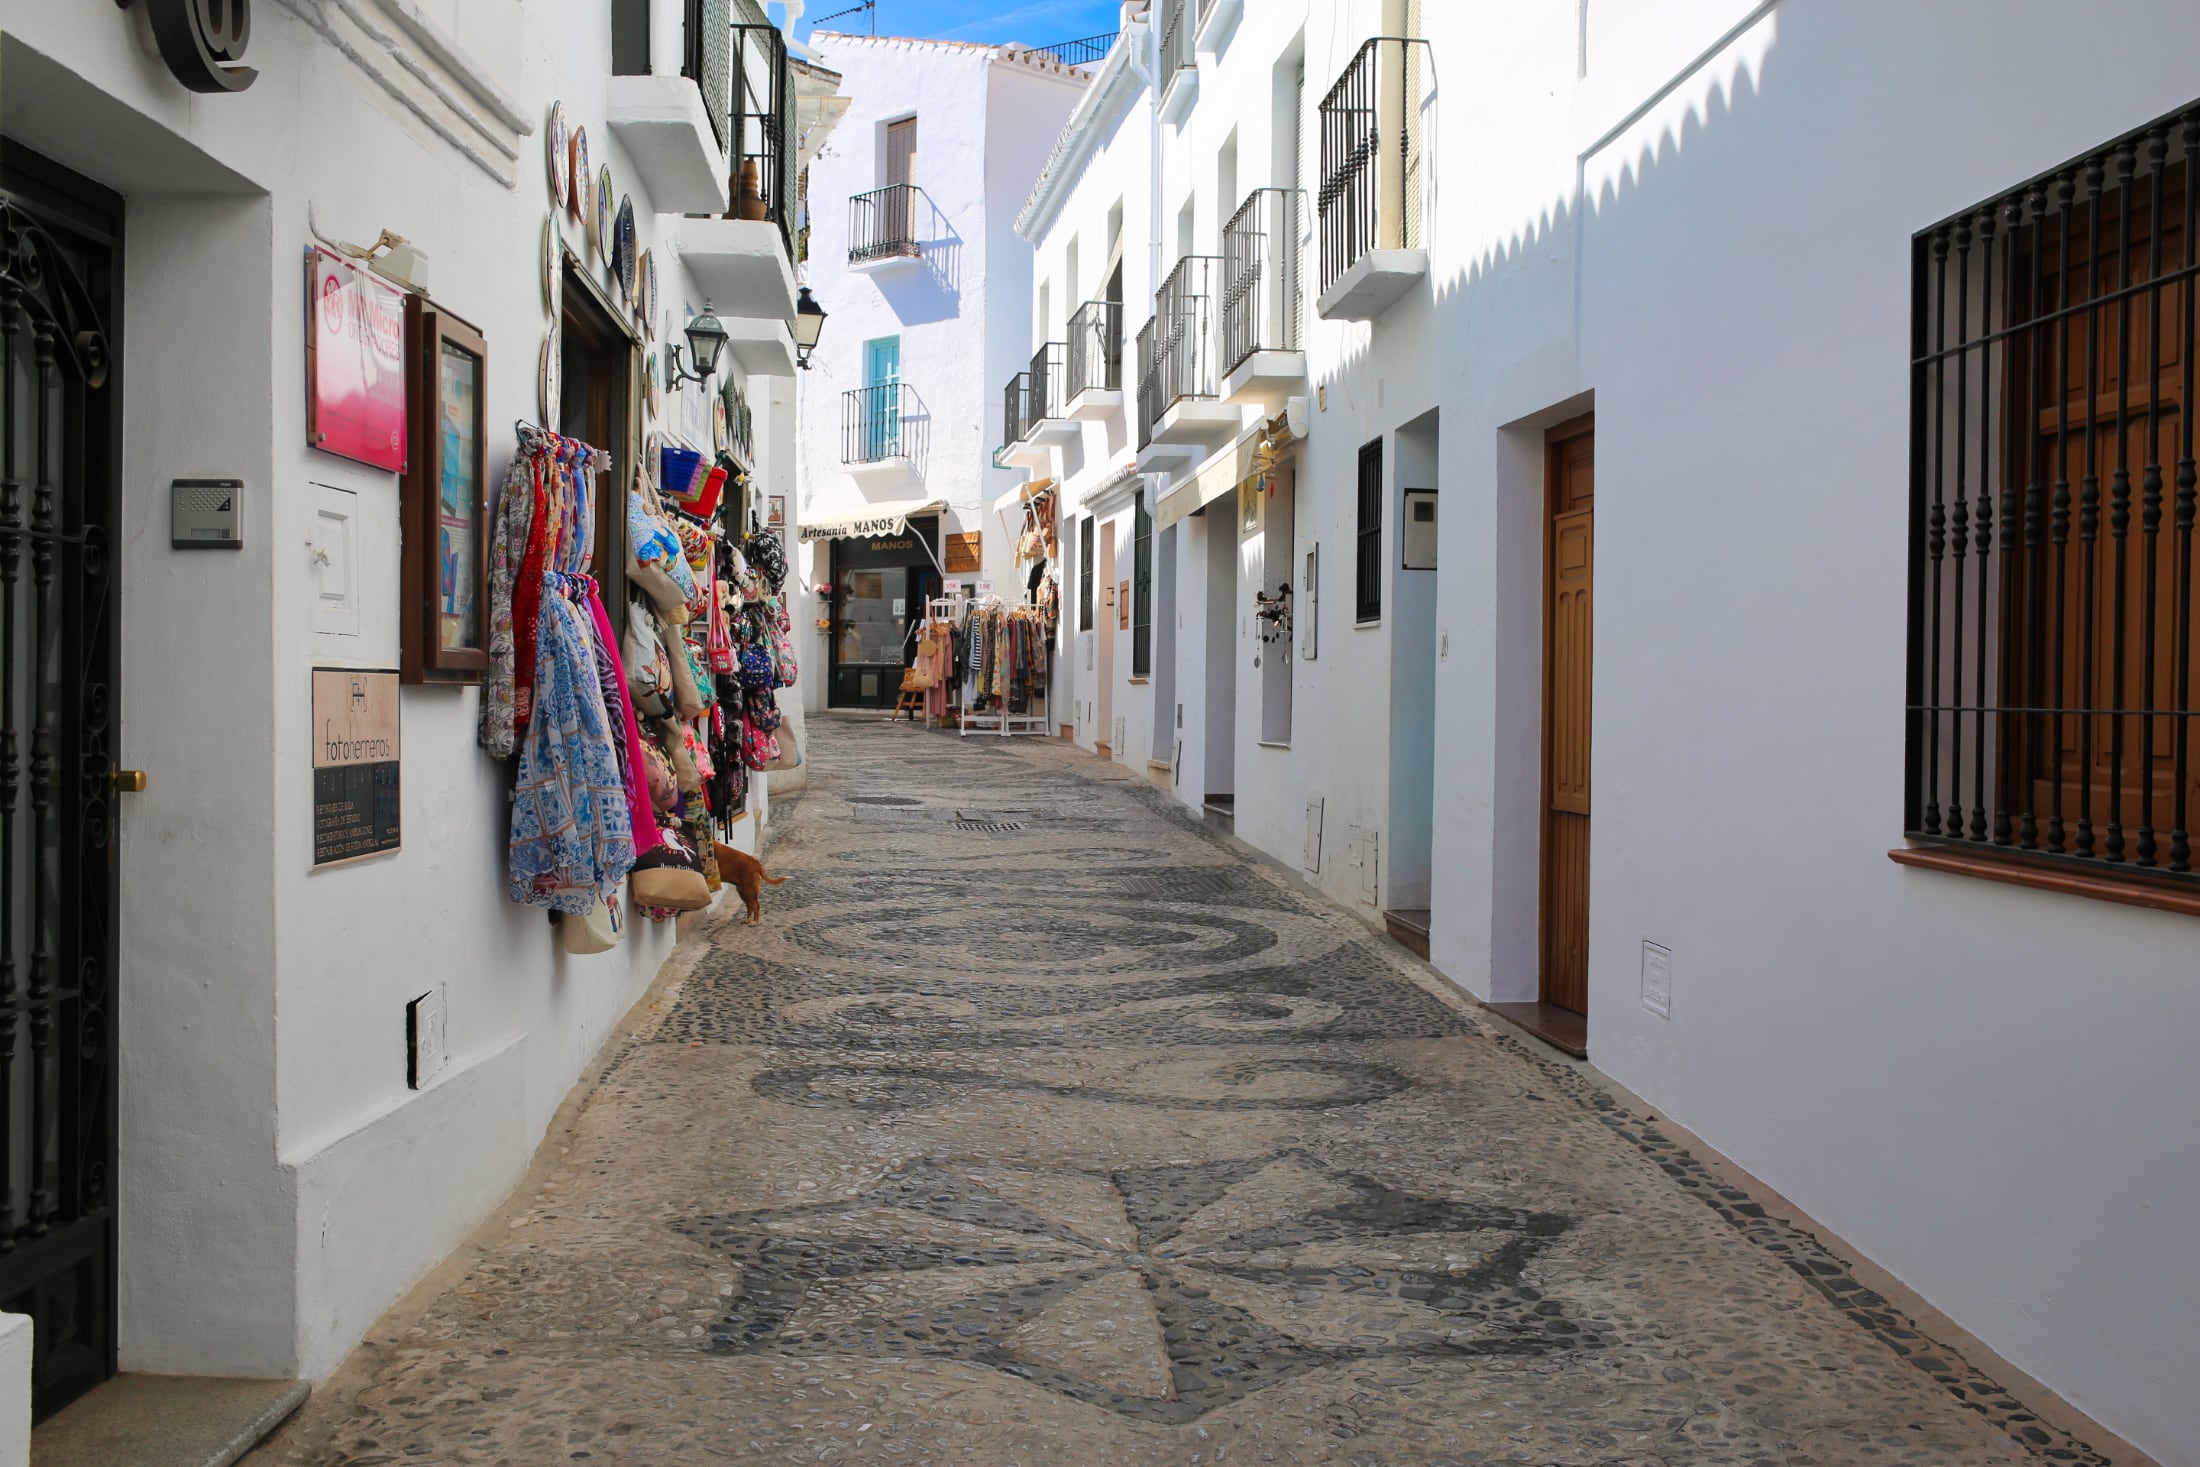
left=716, top=846, right=786, bottom=926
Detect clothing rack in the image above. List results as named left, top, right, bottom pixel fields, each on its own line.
left=957, top=594, right=1050, bottom=739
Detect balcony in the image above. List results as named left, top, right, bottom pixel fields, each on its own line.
left=1000, top=342, right=1072, bottom=472
left=1064, top=299, right=1124, bottom=420
left=842, top=383, right=929, bottom=490
left=1195, top=0, right=1242, bottom=56
left=848, top=184, right=923, bottom=271
left=1157, top=0, right=1199, bottom=124
left=1316, top=36, right=1433, bottom=322
left=1022, top=32, right=1118, bottom=69
left=609, top=0, right=734, bottom=214
left=679, top=23, right=799, bottom=322
left=1220, top=187, right=1306, bottom=410
left=1137, top=256, right=1239, bottom=469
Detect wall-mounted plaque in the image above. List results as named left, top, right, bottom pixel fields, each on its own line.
left=944, top=531, right=982, bottom=574
left=312, top=667, right=401, bottom=868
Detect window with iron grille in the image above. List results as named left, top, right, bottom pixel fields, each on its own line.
left=1133, top=490, right=1154, bottom=677
left=1906, top=101, right=2200, bottom=888
left=1080, top=516, right=1096, bottom=632
left=1356, top=440, right=1383, bottom=622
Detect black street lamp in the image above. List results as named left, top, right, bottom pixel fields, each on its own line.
left=666, top=300, right=730, bottom=389
left=793, top=286, right=828, bottom=370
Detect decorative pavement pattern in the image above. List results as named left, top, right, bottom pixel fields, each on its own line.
left=254, top=717, right=2120, bottom=1466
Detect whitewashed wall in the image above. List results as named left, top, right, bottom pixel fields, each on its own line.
left=2, top=0, right=796, bottom=1385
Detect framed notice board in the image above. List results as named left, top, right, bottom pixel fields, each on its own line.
left=312, top=667, right=401, bottom=868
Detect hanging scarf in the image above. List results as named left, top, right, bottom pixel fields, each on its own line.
left=585, top=584, right=661, bottom=861
left=511, top=455, right=555, bottom=734
left=509, top=583, right=636, bottom=913
left=479, top=454, right=537, bottom=759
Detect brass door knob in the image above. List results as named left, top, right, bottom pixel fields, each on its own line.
left=113, top=770, right=148, bottom=794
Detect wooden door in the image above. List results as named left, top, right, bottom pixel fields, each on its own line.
left=885, top=118, right=917, bottom=239
left=1542, top=417, right=1595, bottom=1016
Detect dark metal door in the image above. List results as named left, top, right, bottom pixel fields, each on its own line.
left=0, top=147, right=122, bottom=1421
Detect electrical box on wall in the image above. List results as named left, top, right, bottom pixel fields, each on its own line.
left=171, top=478, right=243, bottom=548
left=1642, top=942, right=1673, bottom=1019
left=1402, top=490, right=1438, bottom=569
left=406, top=984, right=449, bottom=1089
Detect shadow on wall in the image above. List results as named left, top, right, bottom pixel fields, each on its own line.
left=877, top=192, right=965, bottom=324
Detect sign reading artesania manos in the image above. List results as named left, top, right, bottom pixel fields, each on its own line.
left=312, top=667, right=401, bottom=868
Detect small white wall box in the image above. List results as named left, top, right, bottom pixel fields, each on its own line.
left=1402, top=489, right=1438, bottom=569
left=172, top=478, right=243, bottom=548
left=406, top=985, right=449, bottom=1089
left=1642, top=941, right=1673, bottom=1019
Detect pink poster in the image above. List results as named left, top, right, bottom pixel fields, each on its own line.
left=307, top=247, right=408, bottom=472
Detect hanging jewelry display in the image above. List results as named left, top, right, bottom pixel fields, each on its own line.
left=547, top=102, right=570, bottom=209
left=569, top=126, right=590, bottom=222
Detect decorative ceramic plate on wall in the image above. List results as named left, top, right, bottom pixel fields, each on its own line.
left=547, top=103, right=569, bottom=209
left=541, top=214, right=558, bottom=313
left=643, top=252, right=659, bottom=339
left=596, top=167, right=614, bottom=261
left=645, top=352, right=661, bottom=417
left=540, top=327, right=562, bottom=427
left=635, top=248, right=653, bottom=333
left=569, top=127, right=589, bottom=222
left=712, top=394, right=728, bottom=455
left=614, top=197, right=637, bottom=303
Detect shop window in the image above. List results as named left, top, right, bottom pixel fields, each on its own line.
left=560, top=256, right=640, bottom=627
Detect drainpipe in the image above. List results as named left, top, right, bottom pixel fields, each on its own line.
left=1126, top=3, right=1161, bottom=300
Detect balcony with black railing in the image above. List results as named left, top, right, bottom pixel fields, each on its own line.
left=842, top=383, right=929, bottom=483
left=1001, top=343, right=1071, bottom=469
left=1316, top=35, right=1432, bottom=322
left=679, top=18, right=807, bottom=334
left=1065, top=299, right=1124, bottom=416
left=1135, top=315, right=1160, bottom=452
left=849, top=184, right=922, bottom=266
left=1221, top=187, right=1306, bottom=403
left=607, top=0, right=741, bottom=213
left=1024, top=32, right=1117, bottom=69
left=1138, top=256, right=1242, bottom=464
left=1158, top=0, right=1199, bottom=123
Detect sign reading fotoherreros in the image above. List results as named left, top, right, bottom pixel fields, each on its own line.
left=313, top=668, right=401, bottom=868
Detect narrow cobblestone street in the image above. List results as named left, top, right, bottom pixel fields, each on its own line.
left=253, top=718, right=2113, bottom=1467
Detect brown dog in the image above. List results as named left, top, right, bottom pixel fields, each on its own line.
left=716, top=846, right=786, bottom=926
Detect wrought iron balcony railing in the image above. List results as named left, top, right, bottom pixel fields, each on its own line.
left=1135, top=315, right=1159, bottom=450
left=1026, top=32, right=1117, bottom=69
left=728, top=22, right=795, bottom=255
left=1152, top=254, right=1221, bottom=421
left=849, top=184, right=921, bottom=263
left=1160, top=0, right=1195, bottom=82
left=1221, top=187, right=1305, bottom=376
left=1066, top=299, right=1124, bottom=401
left=1002, top=372, right=1030, bottom=451
left=1318, top=36, right=1432, bottom=296
left=1026, top=342, right=1065, bottom=433
left=842, top=383, right=927, bottom=466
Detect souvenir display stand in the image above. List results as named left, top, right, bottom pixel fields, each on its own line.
left=955, top=595, right=1052, bottom=738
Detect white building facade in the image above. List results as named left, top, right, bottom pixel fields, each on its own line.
left=0, top=0, right=834, bottom=1440
left=791, top=33, right=1087, bottom=712
left=1013, top=3, right=2200, bottom=1463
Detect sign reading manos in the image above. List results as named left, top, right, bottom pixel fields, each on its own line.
left=312, top=668, right=401, bottom=868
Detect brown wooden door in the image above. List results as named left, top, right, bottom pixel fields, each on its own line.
left=885, top=118, right=917, bottom=241
left=1542, top=417, right=1595, bottom=1015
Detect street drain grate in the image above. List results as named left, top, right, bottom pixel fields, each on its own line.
left=955, top=821, right=1026, bottom=833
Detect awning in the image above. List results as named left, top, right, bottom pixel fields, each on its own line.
left=1152, top=409, right=1306, bottom=533
left=798, top=498, right=945, bottom=543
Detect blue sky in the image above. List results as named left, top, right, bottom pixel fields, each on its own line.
left=772, top=0, right=1125, bottom=48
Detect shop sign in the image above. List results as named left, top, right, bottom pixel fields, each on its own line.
left=307, top=247, right=408, bottom=472
left=801, top=514, right=912, bottom=542
left=143, top=0, right=258, bottom=94
left=312, top=667, right=401, bottom=868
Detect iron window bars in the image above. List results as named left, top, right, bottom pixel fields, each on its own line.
left=1153, top=255, right=1222, bottom=423
left=1067, top=299, right=1124, bottom=401
left=730, top=22, right=794, bottom=256
left=1906, top=99, right=2200, bottom=886
left=1318, top=37, right=1431, bottom=299
left=1356, top=439, right=1383, bottom=622
left=842, top=382, right=927, bottom=466
left=724, top=374, right=754, bottom=466
left=849, top=184, right=921, bottom=263
left=1222, top=187, right=1306, bottom=377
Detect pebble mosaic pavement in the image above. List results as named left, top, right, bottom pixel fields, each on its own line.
left=254, top=717, right=2121, bottom=1466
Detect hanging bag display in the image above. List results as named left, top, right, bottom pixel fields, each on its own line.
left=622, top=610, right=673, bottom=719
left=629, top=844, right=711, bottom=911
left=560, top=891, right=625, bottom=954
